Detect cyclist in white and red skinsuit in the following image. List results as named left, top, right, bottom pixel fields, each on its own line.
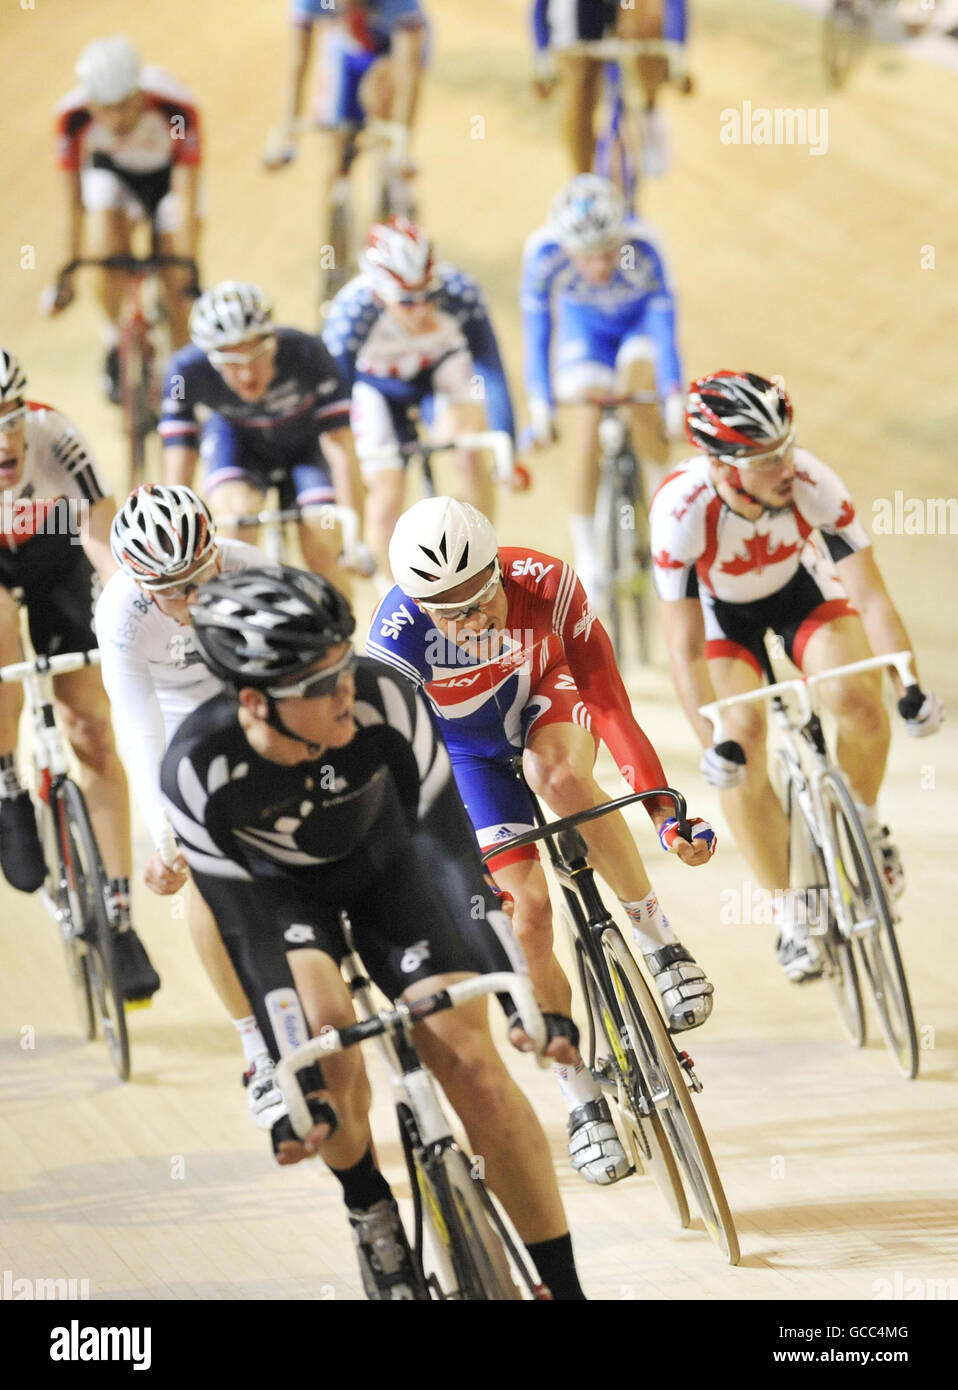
left=650, top=370, right=944, bottom=982
left=369, top=495, right=717, bottom=1187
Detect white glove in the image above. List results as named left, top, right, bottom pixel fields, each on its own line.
left=700, top=740, right=747, bottom=790
left=343, top=540, right=377, bottom=578
left=898, top=687, right=944, bottom=738
left=663, top=389, right=686, bottom=442
left=527, top=398, right=556, bottom=447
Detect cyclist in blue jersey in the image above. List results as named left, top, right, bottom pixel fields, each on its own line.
left=530, top=0, right=688, bottom=180
left=323, top=218, right=516, bottom=591
left=521, top=173, right=685, bottom=600
left=160, top=281, right=366, bottom=583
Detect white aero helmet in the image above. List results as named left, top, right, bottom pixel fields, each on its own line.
left=550, top=173, right=626, bottom=252
left=359, top=218, right=439, bottom=302
left=189, top=281, right=274, bottom=353
left=75, top=36, right=141, bottom=106
left=0, top=349, right=27, bottom=405
left=111, top=484, right=216, bottom=584
left=389, top=497, right=498, bottom=599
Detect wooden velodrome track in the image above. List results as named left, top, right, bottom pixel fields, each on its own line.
left=1, top=0, right=956, bottom=1302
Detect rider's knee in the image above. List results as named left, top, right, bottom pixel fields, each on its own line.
left=530, top=754, right=592, bottom=812
left=0, top=589, right=20, bottom=657
left=60, top=708, right=117, bottom=773
left=827, top=679, right=885, bottom=736
left=725, top=707, right=767, bottom=759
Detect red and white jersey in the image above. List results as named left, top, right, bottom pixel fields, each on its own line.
left=354, top=309, right=471, bottom=384
left=367, top=546, right=668, bottom=795
left=0, top=404, right=107, bottom=550
left=55, top=67, right=202, bottom=174
left=649, top=448, right=870, bottom=605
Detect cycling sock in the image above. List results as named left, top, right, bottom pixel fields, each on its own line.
left=328, top=1146, right=392, bottom=1212
left=233, top=1015, right=270, bottom=1067
left=107, top=876, right=132, bottom=930
left=622, top=890, right=677, bottom=955
left=551, top=1059, right=600, bottom=1111
left=854, top=800, right=879, bottom=832
left=526, top=1232, right=586, bottom=1301
left=101, top=322, right=119, bottom=349
left=0, top=754, right=23, bottom=799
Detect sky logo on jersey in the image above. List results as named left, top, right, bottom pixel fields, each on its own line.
left=511, top=557, right=554, bottom=582
left=572, top=601, right=596, bottom=642
left=380, top=601, right=416, bottom=640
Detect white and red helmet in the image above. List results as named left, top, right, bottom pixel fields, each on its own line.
left=360, top=218, right=439, bottom=302
left=111, top=484, right=216, bottom=584
left=685, top=371, right=794, bottom=462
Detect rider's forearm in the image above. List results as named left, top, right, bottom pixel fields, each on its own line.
left=321, top=428, right=365, bottom=516
left=62, top=171, right=84, bottom=263
left=172, top=165, right=201, bottom=257
left=163, top=445, right=199, bottom=488
left=856, top=592, right=918, bottom=689
left=668, top=647, right=721, bottom=748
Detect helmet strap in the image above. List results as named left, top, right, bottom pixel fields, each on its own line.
left=264, top=696, right=325, bottom=758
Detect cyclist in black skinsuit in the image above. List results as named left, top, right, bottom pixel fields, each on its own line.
left=160, top=565, right=586, bottom=1301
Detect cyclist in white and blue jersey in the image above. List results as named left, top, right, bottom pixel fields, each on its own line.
left=521, top=173, right=685, bottom=599
left=323, top=218, right=516, bottom=589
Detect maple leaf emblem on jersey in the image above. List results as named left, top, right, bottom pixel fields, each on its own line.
left=653, top=549, right=686, bottom=570
left=835, top=498, right=855, bottom=527
left=719, top=533, right=799, bottom=576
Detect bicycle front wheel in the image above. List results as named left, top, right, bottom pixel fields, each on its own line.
left=602, top=928, right=740, bottom=1264
left=415, top=1144, right=521, bottom=1300
left=41, top=795, right=95, bottom=1040
left=819, top=772, right=917, bottom=1078
left=55, top=780, right=130, bottom=1081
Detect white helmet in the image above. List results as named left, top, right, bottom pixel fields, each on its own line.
left=389, top=497, right=498, bottom=599
left=359, top=219, right=439, bottom=302
left=550, top=174, right=626, bottom=252
left=0, top=349, right=27, bottom=405
left=189, top=281, right=274, bottom=353
left=75, top=36, right=141, bottom=106
left=111, top=484, right=216, bottom=584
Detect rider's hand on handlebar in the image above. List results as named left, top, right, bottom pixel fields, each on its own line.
left=525, top=398, right=557, bottom=450
left=657, top=815, right=717, bottom=865
left=40, top=280, right=74, bottom=316
left=898, top=685, right=944, bottom=738
left=144, top=847, right=188, bottom=895
left=341, top=540, right=377, bottom=579
left=701, top=740, right=747, bottom=790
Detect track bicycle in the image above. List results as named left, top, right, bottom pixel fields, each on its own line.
left=276, top=962, right=553, bottom=1300
left=220, top=468, right=368, bottom=572
left=2, top=590, right=130, bottom=1080
left=47, top=249, right=200, bottom=487
left=589, top=390, right=659, bottom=669
left=483, top=776, right=740, bottom=1265
left=699, top=651, right=920, bottom=1079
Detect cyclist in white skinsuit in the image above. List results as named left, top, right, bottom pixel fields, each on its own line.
left=94, top=484, right=284, bottom=1126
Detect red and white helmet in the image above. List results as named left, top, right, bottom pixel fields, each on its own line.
left=359, top=219, right=439, bottom=302
left=111, top=484, right=216, bottom=584
left=685, top=371, right=794, bottom=462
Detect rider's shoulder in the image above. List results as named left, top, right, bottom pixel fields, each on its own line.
left=368, top=585, right=429, bottom=645
left=138, top=66, right=199, bottom=112
left=165, top=342, right=207, bottom=378
left=217, top=537, right=270, bottom=572
left=164, top=690, right=241, bottom=773
left=521, top=224, right=565, bottom=269
left=650, top=455, right=711, bottom=510
left=436, top=262, right=484, bottom=305
left=500, top=544, right=565, bottom=589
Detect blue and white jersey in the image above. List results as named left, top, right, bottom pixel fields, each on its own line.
left=158, top=328, right=351, bottom=455
left=323, top=264, right=516, bottom=440
left=520, top=215, right=682, bottom=406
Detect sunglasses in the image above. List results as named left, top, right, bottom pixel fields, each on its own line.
left=0, top=406, right=27, bottom=435
left=207, top=335, right=276, bottom=368
left=419, top=560, right=501, bottom=622
left=267, top=648, right=357, bottom=700
left=720, top=430, right=796, bottom=471
left=142, top=551, right=219, bottom=598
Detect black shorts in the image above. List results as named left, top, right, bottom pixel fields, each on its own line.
left=543, top=0, right=615, bottom=48
left=703, top=560, right=856, bottom=679
left=0, top=535, right=99, bottom=657
left=90, top=151, right=172, bottom=218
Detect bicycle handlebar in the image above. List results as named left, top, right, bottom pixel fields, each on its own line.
left=565, top=36, right=688, bottom=77
left=480, top=787, right=690, bottom=865
left=697, top=650, right=918, bottom=743
left=275, top=972, right=545, bottom=1140
left=586, top=391, right=662, bottom=409
left=359, top=430, right=518, bottom=488
left=0, top=647, right=100, bottom=684
left=54, top=255, right=201, bottom=294
left=227, top=503, right=368, bottom=572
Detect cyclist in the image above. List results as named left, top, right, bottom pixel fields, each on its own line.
left=162, top=565, right=587, bottom=1301
left=368, top=495, right=717, bottom=1185
left=160, top=281, right=366, bottom=584
left=95, top=485, right=283, bottom=1127
left=47, top=36, right=202, bottom=401
left=263, top=1, right=427, bottom=236
left=323, top=218, right=516, bottom=590
left=649, top=371, right=944, bottom=981
left=0, top=349, right=158, bottom=1002
left=521, top=173, right=685, bottom=601
left=530, top=0, right=687, bottom=179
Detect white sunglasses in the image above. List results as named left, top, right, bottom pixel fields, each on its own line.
left=142, top=551, right=219, bottom=598
left=208, top=335, right=276, bottom=368
left=0, top=406, right=27, bottom=435
left=419, top=560, right=502, bottom=621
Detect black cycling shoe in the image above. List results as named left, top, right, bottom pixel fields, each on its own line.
left=0, top=791, right=47, bottom=893
left=102, top=347, right=122, bottom=406
left=112, top=928, right=161, bottom=1003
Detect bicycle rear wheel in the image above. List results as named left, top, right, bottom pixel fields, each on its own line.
left=40, top=794, right=95, bottom=1040
left=819, top=772, right=917, bottom=1078
left=414, top=1144, right=520, bottom=1300
left=56, top=780, right=130, bottom=1081
left=574, top=933, right=689, bottom=1230
left=782, top=761, right=864, bottom=1047
left=602, top=928, right=740, bottom=1263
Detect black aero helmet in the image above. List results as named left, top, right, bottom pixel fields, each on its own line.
left=191, top=566, right=356, bottom=689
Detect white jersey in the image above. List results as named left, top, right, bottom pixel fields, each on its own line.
left=0, top=403, right=107, bottom=551
left=649, top=448, right=871, bottom=605
left=93, top=539, right=265, bottom=848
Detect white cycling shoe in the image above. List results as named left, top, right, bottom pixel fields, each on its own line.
left=348, top=1199, right=421, bottom=1300
left=244, top=1055, right=287, bottom=1131
left=868, top=824, right=905, bottom=901
left=567, top=1098, right=631, bottom=1185
left=643, top=943, right=714, bottom=1031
